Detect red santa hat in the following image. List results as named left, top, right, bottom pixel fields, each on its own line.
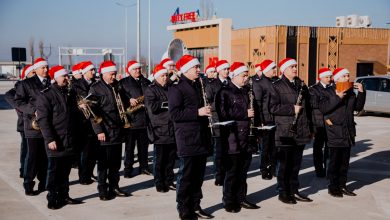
left=260, top=59, right=276, bottom=74
left=33, top=58, right=48, bottom=70
left=254, top=63, right=262, bottom=74
left=99, top=60, right=117, bottom=74
left=216, top=60, right=230, bottom=72
left=278, top=58, right=297, bottom=74
left=21, top=64, right=34, bottom=79
left=333, top=68, right=349, bottom=82
left=48, top=65, right=68, bottom=83
left=153, top=64, right=168, bottom=79
left=318, top=68, right=332, bottom=79
left=204, top=64, right=216, bottom=75
left=229, top=62, right=248, bottom=78
left=176, top=55, right=200, bottom=73
left=81, top=61, right=95, bottom=74
left=71, top=62, right=83, bottom=75
left=160, top=58, right=174, bottom=69
left=126, top=60, right=141, bottom=73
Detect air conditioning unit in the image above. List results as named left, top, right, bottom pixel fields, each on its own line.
left=336, top=16, right=347, bottom=27
left=359, top=16, right=372, bottom=28
left=347, top=14, right=359, bottom=27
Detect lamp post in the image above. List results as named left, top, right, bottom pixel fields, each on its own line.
left=115, top=1, right=136, bottom=64
left=148, top=0, right=151, bottom=76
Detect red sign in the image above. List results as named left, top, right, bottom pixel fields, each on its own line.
left=171, top=11, right=198, bottom=24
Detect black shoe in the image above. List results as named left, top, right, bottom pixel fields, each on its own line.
left=63, top=197, right=83, bottom=205
left=240, top=200, right=260, bottom=209
left=340, top=187, right=356, bottom=196
left=224, top=205, right=241, bottom=213
left=156, top=186, right=169, bottom=193
left=278, top=193, right=297, bottom=204
left=99, top=195, right=113, bottom=201
left=47, top=200, right=59, bottom=210
left=91, top=175, right=98, bottom=181
left=25, top=189, right=38, bottom=196
left=111, top=187, right=131, bottom=197
left=140, top=169, right=152, bottom=175
left=167, top=183, right=176, bottom=190
left=80, top=179, right=94, bottom=185
left=123, top=172, right=135, bottom=178
left=194, top=207, right=214, bottom=219
left=214, top=180, right=223, bottom=186
left=292, top=193, right=313, bottom=202
left=328, top=189, right=343, bottom=198
left=261, top=172, right=272, bottom=180
left=179, top=213, right=197, bottom=220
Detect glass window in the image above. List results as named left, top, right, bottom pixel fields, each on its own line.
left=378, top=79, right=390, bottom=92
left=361, top=78, right=379, bottom=91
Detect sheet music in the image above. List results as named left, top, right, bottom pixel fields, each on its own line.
left=213, top=120, right=235, bottom=126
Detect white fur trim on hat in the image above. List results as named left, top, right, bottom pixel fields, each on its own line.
left=25, top=65, right=34, bottom=78
left=33, top=60, right=48, bottom=69
left=319, top=70, right=332, bottom=78
left=54, top=69, right=68, bottom=79
left=231, top=65, right=249, bottom=78
left=280, top=59, right=297, bottom=73
left=127, top=63, right=141, bottom=72
left=101, top=66, right=117, bottom=74
left=216, top=63, right=229, bottom=72
left=206, top=67, right=216, bottom=74
left=82, top=64, right=94, bottom=74
left=154, top=68, right=168, bottom=79
left=181, top=58, right=200, bottom=73
left=162, top=60, right=174, bottom=69
left=333, top=69, right=350, bottom=81
left=262, top=62, right=276, bottom=74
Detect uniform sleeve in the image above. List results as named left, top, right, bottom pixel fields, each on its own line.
left=168, top=86, right=198, bottom=122
left=253, top=82, right=264, bottom=125
left=14, top=81, right=35, bottom=115
left=318, top=90, right=342, bottom=114
left=309, top=87, right=320, bottom=109
left=144, top=87, right=163, bottom=114
left=215, top=90, right=229, bottom=121
left=89, top=86, right=104, bottom=135
left=269, top=84, right=295, bottom=116
left=354, top=91, right=366, bottom=112
left=36, top=93, right=55, bottom=143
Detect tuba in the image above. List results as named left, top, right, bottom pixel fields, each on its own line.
left=126, top=96, right=144, bottom=115
left=112, top=86, right=131, bottom=128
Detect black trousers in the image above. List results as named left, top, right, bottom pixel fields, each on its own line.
left=124, top=128, right=149, bottom=173
left=24, top=138, right=48, bottom=191
left=259, top=129, right=276, bottom=174
left=213, top=137, right=225, bottom=183
left=153, top=143, right=177, bottom=188
left=46, top=156, right=73, bottom=203
left=327, top=147, right=351, bottom=190
left=223, top=151, right=252, bottom=207
left=313, top=127, right=328, bottom=174
left=78, top=135, right=98, bottom=181
left=97, top=144, right=122, bottom=193
left=19, top=132, right=28, bottom=177
left=276, top=145, right=304, bottom=194
left=176, top=155, right=207, bottom=217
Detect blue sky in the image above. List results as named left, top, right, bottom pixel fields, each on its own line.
left=0, top=0, right=389, bottom=65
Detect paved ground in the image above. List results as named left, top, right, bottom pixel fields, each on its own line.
left=0, top=80, right=389, bottom=220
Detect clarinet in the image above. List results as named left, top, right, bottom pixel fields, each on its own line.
left=289, top=79, right=305, bottom=133
left=248, top=76, right=258, bottom=153
left=199, top=77, right=214, bottom=137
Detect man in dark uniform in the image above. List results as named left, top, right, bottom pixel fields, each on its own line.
left=253, top=59, right=278, bottom=180
left=119, top=60, right=152, bottom=177
left=89, top=60, right=130, bottom=200
left=205, top=60, right=230, bottom=186
left=71, top=61, right=99, bottom=185
left=161, top=57, right=179, bottom=83
left=169, top=55, right=214, bottom=220
left=14, top=58, right=50, bottom=196
left=203, top=64, right=217, bottom=85
left=216, top=62, right=260, bottom=213
left=145, top=64, right=177, bottom=193
left=36, top=65, right=83, bottom=209
left=270, top=58, right=313, bottom=204
left=319, top=68, right=365, bottom=197
left=5, top=64, right=35, bottom=178
left=309, top=68, right=333, bottom=178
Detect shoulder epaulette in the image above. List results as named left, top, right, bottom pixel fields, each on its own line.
left=40, top=87, right=50, bottom=93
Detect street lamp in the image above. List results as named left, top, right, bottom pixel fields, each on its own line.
left=115, top=1, right=136, bottom=64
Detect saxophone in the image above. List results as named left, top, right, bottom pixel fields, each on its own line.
left=126, top=96, right=144, bottom=115
left=112, top=86, right=131, bottom=128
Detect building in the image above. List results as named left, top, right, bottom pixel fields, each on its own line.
left=167, top=18, right=390, bottom=85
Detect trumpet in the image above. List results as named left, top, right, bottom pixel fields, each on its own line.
left=77, top=95, right=102, bottom=124
left=31, top=114, right=40, bottom=130
left=112, top=86, right=131, bottom=128
left=126, top=96, right=144, bottom=115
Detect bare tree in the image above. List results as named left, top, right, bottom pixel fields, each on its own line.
left=38, top=40, right=52, bottom=60
left=38, top=40, right=44, bottom=57
left=200, top=0, right=215, bottom=19
left=29, top=37, right=35, bottom=63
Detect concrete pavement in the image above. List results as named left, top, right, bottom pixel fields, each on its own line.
left=0, top=81, right=389, bottom=220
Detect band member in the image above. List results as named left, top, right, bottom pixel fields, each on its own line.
left=89, top=61, right=130, bottom=200
left=270, top=58, right=313, bottom=204
left=36, top=65, right=83, bottom=209
left=216, top=62, right=260, bottom=213
left=5, top=65, right=35, bottom=178
left=144, top=64, right=177, bottom=193
left=253, top=59, right=278, bottom=180
left=319, top=68, right=365, bottom=197
left=203, top=64, right=217, bottom=85
left=309, top=68, right=333, bottom=177
left=168, top=55, right=213, bottom=220
left=14, top=58, right=50, bottom=196
left=205, top=60, right=230, bottom=186
left=119, top=60, right=152, bottom=177
left=161, top=58, right=179, bottom=83
left=71, top=61, right=99, bottom=184
left=70, top=62, right=83, bottom=80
